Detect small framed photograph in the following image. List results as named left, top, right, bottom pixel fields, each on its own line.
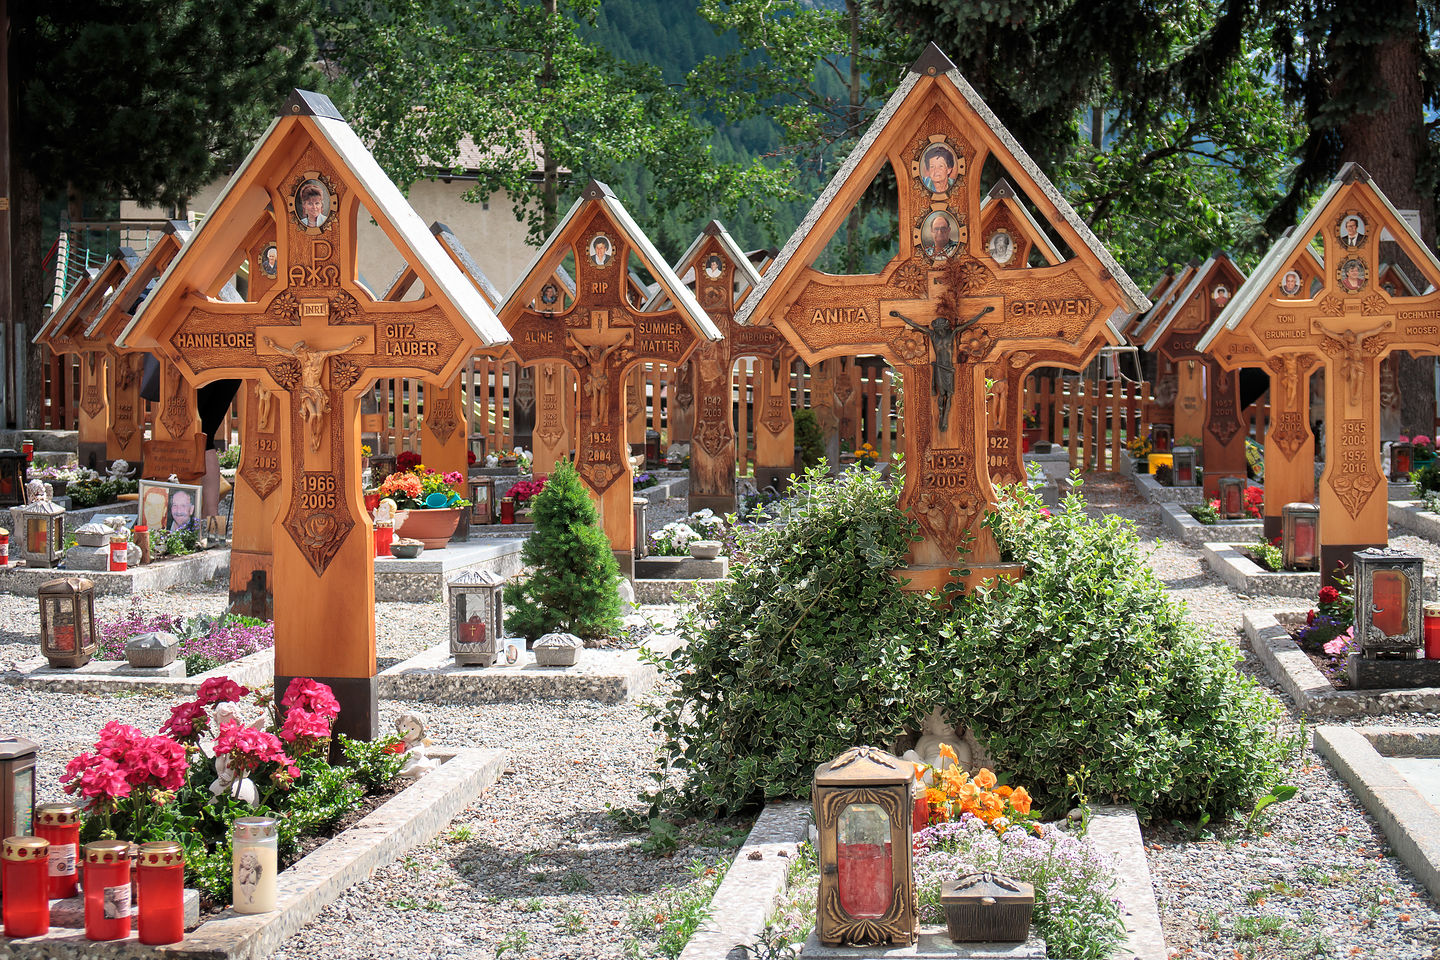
left=589, top=234, right=614, bottom=267
left=986, top=229, right=1015, bottom=265
left=259, top=243, right=278, bottom=278
left=702, top=253, right=724, bottom=280
left=1338, top=213, right=1367, bottom=248
left=920, top=143, right=958, bottom=194
left=920, top=210, right=961, bottom=259
left=1279, top=270, right=1302, bottom=297
left=137, top=480, right=203, bottom=534
left=502, top=637, right=525, bottom=666
left=293, top=174, right=336, bottom=233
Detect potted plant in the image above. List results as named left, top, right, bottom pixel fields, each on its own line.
left=378, top=467, right=470, bottom=549
left=506, top=476, right=547, bottom=521
left=1415, top=435, right=1435, bottom=465
left=1022, top=407, right=1041, bottom=451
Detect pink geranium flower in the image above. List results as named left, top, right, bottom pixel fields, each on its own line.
left=213, top=721, right=293, bottom=780
left=281, top=678, right=341, bottom=722
left=196, top=676, right=250, bottom=706
left=160, top=700, right=210, bottom=740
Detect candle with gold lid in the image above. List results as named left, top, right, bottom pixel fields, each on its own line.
left=34, top=801, right=82, bottom=898
left=83, top=839, right=132, bottom=940
left=2, top=836, right=50, bottom=937
left=137, top=841, right=185, bottom=945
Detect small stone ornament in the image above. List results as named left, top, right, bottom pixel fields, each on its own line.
left=534, top=632, right=583, bottom=667
left=125, top=631, right=179, bottom=668
left=940, top=872, right=1035, bottom=943
left=75, top=522, right=113, bottom=548
left=396, top=710, right=439, bottom=780
left=106, top=459, right=135, bottom=482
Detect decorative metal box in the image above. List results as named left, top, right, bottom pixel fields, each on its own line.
left=1150, top=423, right=1172, bottom=453
left=940, top=872, right=1035, bottom=943
left=39, top=576, right=98, bottom=668
left=1282, top=502, right=1319, bottom=571
left=1353, top=547, right=1424, bottom=658
left=370, top=453, right=397, bottom=488
left=447, top=569, right=506, bottom=666
left=1170, top=446, right=1197, bottom=486
left=17, top=485, right=65, bottom=568
left=0, top=737, right=37, bottom=842
left=1217, top=477, right=1246, bottom=519
left=813, top=746, right=916, bottom=947
left=1390, top=441, right=1416, bottom=482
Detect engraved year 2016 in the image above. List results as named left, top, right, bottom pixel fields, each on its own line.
left=299, top=472, right=337, bottom=509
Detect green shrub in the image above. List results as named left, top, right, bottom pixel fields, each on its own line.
left=648, top=464, right=935, bottom=817
left=503, top=459, right=622, bottom=641
left=934, top=482, right=1293, bottom=821
left=1413, top=462, right=1440, bottom=497
left=792, top=408, right=825, bottom=469
left=1249, top=536, right=1283, bottom=572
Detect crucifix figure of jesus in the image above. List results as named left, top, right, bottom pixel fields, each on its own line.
left=890, top=305, right=993, bottom=432
left=263, top=335, right=368, bottom=451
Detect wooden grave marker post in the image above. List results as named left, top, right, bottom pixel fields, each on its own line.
left=118, top=90, right=510, bottom=738
left=735, top=45, right=1147, bottom=592
left=1142, top=253, right=1250, bottom=497
left=495, top=181, right=721, bottom=574
left=1199, top=163, right=1440, bottom=580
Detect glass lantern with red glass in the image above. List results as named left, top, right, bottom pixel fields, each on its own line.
left=1151, top=423, right=1172, bottom=453
left=1170, top=446, right=1197, bottom=486
left=447, top=569, right=505, bottom=666
left=1217, top=477, right=1246, bottom=519
left=813, top=746, right=916, bottom=947
left=1352, top=547, right=1424, bottom=661
left=1390, top=441, right=1415, bottom=482
left=1281, top=502, right=1319, bottom=572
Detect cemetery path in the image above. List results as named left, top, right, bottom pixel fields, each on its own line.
left=1082, top=471, right=1440, bottom=960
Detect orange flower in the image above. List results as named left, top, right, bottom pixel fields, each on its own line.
left=979, top=792, right=1004, bottom=817
left=975, top=768, right=997, bottom=790
left=996, top=785, right=1013, bottom=799
left=924, top=787, right=948, bottom=806
left=1009, top=786, right=1032, bottom=815
left=940, top=767, right=968, bottom=796
left=938, top=742, right=959, bottom=764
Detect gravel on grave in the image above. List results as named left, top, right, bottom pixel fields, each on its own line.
left=1082, top=472, right=1440, bottom=960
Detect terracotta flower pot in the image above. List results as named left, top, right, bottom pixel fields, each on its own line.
left=395, top=507, right=462, bottom=549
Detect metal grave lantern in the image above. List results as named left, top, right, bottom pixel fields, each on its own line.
left=468, top=434, right=487, bottom=469
left=632, top=497, right=649, bottom=560
left=370, top=453, right=398, bottom=488
left=1353, top=547, right=1424, bottom=658
left=1390, top=441, right=1416, bottom=482
left=1281, top=502, right=1320, bottom=571
left=1217, top=477, right=1246, bottom=520
left=1170, top=445, right=1197, bottom=486
left=0, top=452, right=26, bottom=508
left=38, top=577, right=98, bottom=668
left=813, top=746, right=916, bottom=947
left=1151, top=423, right=1173, bottom=453
left=0, top=737, right=37, bottom=842
left=645, top=428, right=662, bottom=469
left=18, top=484, right=65, bottom=568
left=468, top=475, right=496, bottom=525
left=447, top=569, right=506, bottom=666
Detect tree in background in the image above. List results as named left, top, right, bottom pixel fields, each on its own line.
left=10, top=0, right=321, bottom=422
left=323, top=0, right=793, bottom=243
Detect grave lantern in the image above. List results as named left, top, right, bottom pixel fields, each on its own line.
left=1390, top=441, right=1415, bottom=482
left=18, top=487, right=65, bottom=568
left=0, top=452, right=25, bottom=508
left=468, top=435, right=487, bottom=470
left=645, top=428, right=662, bottom=469
left=38, top=576, right=98, bottom=668
left=1352, top=547, right=1424, bottom=658
left=370, top=454, right=397, bottom=488
left=633, top=497, right=649, bottom=560
left=813, top=746, right=916, bottom=947
left=1281, top=502, right=1320, bottom=571
left=1151, top=424, right=1172, bottom=453
left=0, top=737, right=36, bottom=843
left=1217, top=477, right=1246, bottom=519
left=468, top=475, right=495, bottom=525
left=447, top=569, right=505, bottom=666
left=1171, top=446, right=1197, bottom=486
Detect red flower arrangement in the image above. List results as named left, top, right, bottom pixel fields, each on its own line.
left=196, top=676, right=250, bottom=706
left=62, top=721, right=190, bottom=835
left=160, top=700, right=211, bottom=741
left=467, top=449, right=477, bottom=465
left=214, top=721, right=298, bottom=780
left=279, top=678, right=342, bottom=755
left=508, top=475, right=547, bottom=504
left=396, top=450, right=422, bottom=472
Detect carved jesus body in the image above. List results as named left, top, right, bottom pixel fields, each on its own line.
left=576, top=341, right=626, bottom=426
left=1313, top=321, right=1389, bottom=409
left=890, top=305, right=993, bottom=432
left=263, top=336, right=367, bottom=451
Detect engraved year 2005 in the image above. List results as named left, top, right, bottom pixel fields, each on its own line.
left=299, top=472, right=337, bottom=510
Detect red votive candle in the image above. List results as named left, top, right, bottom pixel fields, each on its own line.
left=1371, top=569, right=1409, bottom=638
left=500, top=496, right=515, bottom=524
left=2, top=837, right=50, bottom=938
left=911, top=788, right=929, bottom=834
left=137, top=841, right=185, bottom=945
left=1425, top=603, right=1440, bottom=659
left=21, top=440, right=32, bottom=462
left=84, top=840, right=132, bottom=940
left=837, top=841, right=893, bottom=918
left=108, top=536, right=128, bottom=572
left=35, top=802, right=82, bottom=899
left=0, top=529, right=9, bottom=566
left=373, top=523, right=394, bottom=559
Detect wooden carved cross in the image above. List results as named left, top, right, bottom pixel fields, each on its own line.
left=1201, top=163, right=1440, bottom=579
left=497, top=182, right=720, bottom=569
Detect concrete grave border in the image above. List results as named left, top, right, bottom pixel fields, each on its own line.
left=1242, top=610, right=1440, bottom=716
left=1157, top=502, right=1262, bottom=547
left=0, top=548, right=229, bottom=596
left=676, top=804, right=1165, bottom=960
left=1202, top=542, right=1318, bottom=598
left=7, top=646, right=275, bottom=697
left=0, top=745, right=507, bottom=960
left=1132, top=471, right=1204, bottom=505
left=1390, top=500, right=1440, bottom=542
left=1313, top=726, right=1440, bottom=904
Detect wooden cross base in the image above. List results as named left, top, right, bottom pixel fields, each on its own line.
left=1321, top=542, right=1384, bottom=590
left=892, top=562, right=1025, bottom=603
left=688, top=494, right=737, bottom=515
left=228, top=555, right=274, bottom=620
left=274, top=673, right=378, bottom=743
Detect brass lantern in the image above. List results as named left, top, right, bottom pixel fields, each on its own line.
left=1390, top=442, right=1415, bottom=482
left=468, top=475, right=495, bottom=525
left=1353, top=548, right=1424, bottom=658
left=0, top=737, right=36, bottom=841
left=39, top=576, right=98, bottom=668
left=1217, top=477, right=1246, bottom=519
left=1170, top=446, right=1197, bottom=487
left=632, top=497, right=649, bottom=560
left=370, top=453, right=397, bottom=488
left=813, top=746, right=916, bottom=947
left=448, top=569, right=505, bottom=666
left=1282, top=502, right=1319, bottom=571
left=1151, top=423, right=1172, bottom=453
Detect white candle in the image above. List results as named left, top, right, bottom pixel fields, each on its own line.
left=232, top=816, right=278, bottom=913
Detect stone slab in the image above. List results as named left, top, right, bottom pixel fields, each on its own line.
left=374, top=538, right=524, bottom=602
left=634, top=555, right=728, bottom=579
left=1390, top=500, right=1440, bottom=541
left=1314, top=726, right=1440, bottom=906
left=1389, top=756, right=1440, bottom=808
left=1201, top=542, right=1318, bottom=598
left=1391, top=480, right=1417, bottom=501
left=678, top=802, right=809, bottom=960
left=634, top=578, right=724, bottom=605
left=378, top=633, right=685, bottom=704
left=1157, top=502, right=1262, bottom=547
left=6, top=647, right=275, bottom=697
left=0, top=746, right=506, bottom=960
left=1021, top=448, right=1071, bottom=482
left=0, top=548, right=229, bottom=596
left=469, top=521, right=536, bottom=539
left=798, top=930, right=1045, bottom=959
left=49, top=889, right=201, bottom=931
left=1347, top=653, right=1440, bottom=690
left=1085, top=805, right=1168, bottom=960
left=1243, top=610, right=1440, bottom=717
left=1132, top=471, right=1203, bottom=505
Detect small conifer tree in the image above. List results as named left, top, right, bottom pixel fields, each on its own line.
left=503, top=459, right=623, bottom=641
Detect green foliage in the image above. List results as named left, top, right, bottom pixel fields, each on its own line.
left=649, top=464, right=933, bottom=816
left=792, top=408, right=825, bottom=470
left=1245, top=783, right=1298, bottom=833
left=1250, top=537, right=1284, bottom=572
left=158, top=527, right=201, bottom=558
left=935, top=483, right=1294, bottom=821
left=1188, top=501, right=1219, bottom=524
left=503, top=459, right=622, bottom=641
left=66, top=478, right=138, bottom=509
left=627, top=858, right=730, bottom=960
left=216, top=445, right=242, bottom=470
left=340, top=733, right=406, bottom=792
left=1412, top=462, right=1440, bottom=497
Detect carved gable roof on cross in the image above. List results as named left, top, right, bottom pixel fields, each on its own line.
left=384, top=221, right=502, bottom=310
left=37, top=249, right=141, bottom=352
left=1142, top=252, right=1245, bottom=355
left=34, top=268, right=98, bottom=345
left=643, top=220, right=765, bottom=313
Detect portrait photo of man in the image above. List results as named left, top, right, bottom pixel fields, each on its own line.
left=590, top=235, right=612, bottom=267
left=921, top=145, right=957, bottom=193
left=295, top=180, right=328, bottom=229
left=1339, top=215, right=1366, bottom=248
left=166, top=488, right=201, bottom=533
left=260, top=244, right=278, bottom=278
left=1211, top=285, right=1230, bottom=309
left=921, top=212, right=960, bottom=259
left=1280, top=270, right=1302, bottom=297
